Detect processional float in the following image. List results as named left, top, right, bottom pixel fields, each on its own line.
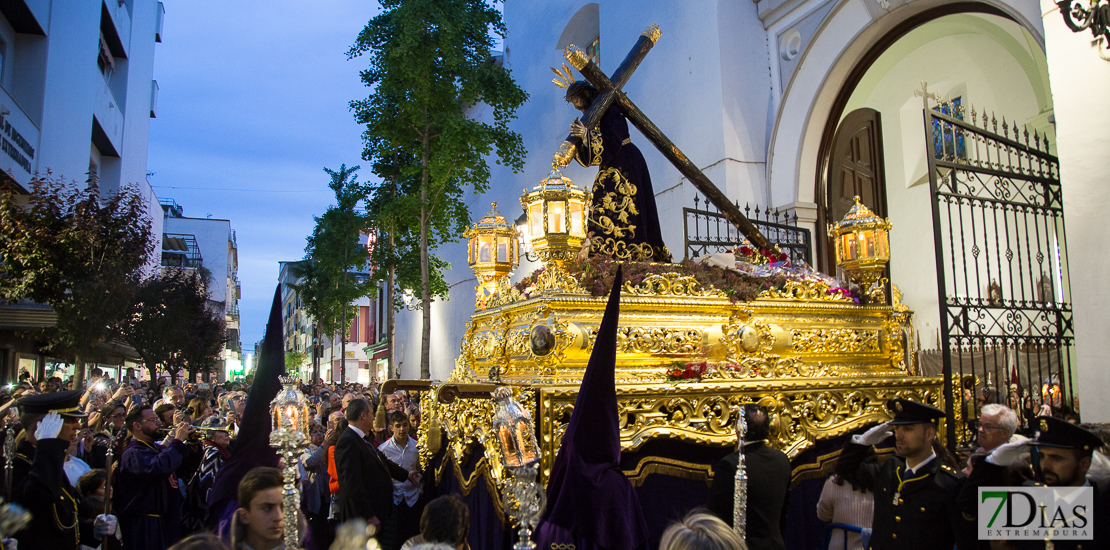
left=401, top=24, right=947, bottom=548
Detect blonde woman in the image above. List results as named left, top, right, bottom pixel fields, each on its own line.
left=659, top=511, right=748, bottom=550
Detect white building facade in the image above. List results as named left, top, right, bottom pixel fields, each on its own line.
left=388, top=0, right=1108, bottom=421
left=162, top=201, right=242, bottom=381
left=0, top=0, right=167, bottom=382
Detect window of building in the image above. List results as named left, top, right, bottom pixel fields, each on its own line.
left=585, top=36, right=600, bottom=65
left=97, top=32, right=115, bottom=80
left=557, top=4, right=600, bottom=65
left=932, top=96, right=967, bottom=160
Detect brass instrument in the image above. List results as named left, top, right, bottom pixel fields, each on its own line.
left=159, top=425, right=231, bottom=442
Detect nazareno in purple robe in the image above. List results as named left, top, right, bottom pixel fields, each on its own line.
left=575, top=105, right=671, bottom=263
left=535, top=266, right=651, bottom=550
left=114, top=438, right=200, bottom=550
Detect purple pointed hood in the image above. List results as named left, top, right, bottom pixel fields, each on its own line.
left=206, top=285, right=284, bottom=522
left=540, top=265, right=649, bottom=550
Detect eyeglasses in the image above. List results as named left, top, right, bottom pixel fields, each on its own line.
left=979, top=424, right=1009, bottom=431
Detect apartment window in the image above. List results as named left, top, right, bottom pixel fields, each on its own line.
left=97, top=32, right=115, bottom=80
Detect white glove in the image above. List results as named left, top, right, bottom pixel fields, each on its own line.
left=93, top=514, right=117, bottom=537
left=34, top=411, right=64, bottom=441
left=986, top=439, right=1032, bottom=467
left=852, top=422, right=893, bottom=446
left=1, top=538, right=17, bottom=549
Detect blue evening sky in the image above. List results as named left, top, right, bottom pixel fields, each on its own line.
left=147, top=1, right=381, bottom=353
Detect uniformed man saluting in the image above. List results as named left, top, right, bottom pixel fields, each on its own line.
left=838, top=398, right=975, bottom=550
left=959, top=416, right=1110, bottom=549
left=11, top=389, right=117, bottom=550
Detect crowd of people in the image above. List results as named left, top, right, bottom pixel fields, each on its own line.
left=1, top=367, right=1107, bottom=550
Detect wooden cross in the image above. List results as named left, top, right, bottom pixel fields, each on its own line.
left=914, top=81, right=936, bottom=111
left=553, top=24, right=776, bottom=253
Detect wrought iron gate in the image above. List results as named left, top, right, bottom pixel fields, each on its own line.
left=925, top=101, right=1074, bottom=448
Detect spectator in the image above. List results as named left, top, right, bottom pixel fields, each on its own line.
left=975, top=403, right=1018, bottom=453
left=230, top=467, right=302, bottom=550
left=658, top=511, right=747, bottom=550
left=78, top=469, right=107, bottom=498
left=816, top=453, right=877, bottom=550
left=380, top=411, right=423, bottom=543
left=400, top=495, right=469, bottom=550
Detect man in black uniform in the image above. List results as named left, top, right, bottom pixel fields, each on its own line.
left=707, top=404, right=792, bottom=550
left=960, top=416, right=1109, bottom=549
left=11, top=390, right=117, bottom=550
left=838, top=398, right=975, bottom=550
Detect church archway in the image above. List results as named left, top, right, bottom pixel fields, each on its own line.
left=556, top=3, right=600, bottom=64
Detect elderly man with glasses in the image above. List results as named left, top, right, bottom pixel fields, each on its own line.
left=976, top=403, right=1019, bottom=453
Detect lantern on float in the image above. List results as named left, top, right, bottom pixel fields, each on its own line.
left=519, top=168, right=589, bottom=265
left=465, top=203, right=519, bottom=309
left=828, top=196, right=892, bottom=303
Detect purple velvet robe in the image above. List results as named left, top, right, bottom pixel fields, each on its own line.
left=114, top=438, right=199, bottom=550
left=575, top=105, right=670, bottom=263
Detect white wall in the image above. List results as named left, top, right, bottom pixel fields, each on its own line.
left=837, top=14, right=1049, bottom=348
left=163, top=216, right=231, bottom=303
left=1041, top=0, right=1110, bottom=421
left=392, top=0, right=778, bottom=379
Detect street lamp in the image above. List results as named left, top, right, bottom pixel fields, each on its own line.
left=519, top=167, right=589, bottom=266
left=828, top=196, right=892, bottom=304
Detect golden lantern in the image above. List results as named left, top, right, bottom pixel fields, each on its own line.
left=465, top=202, right=519, bottom=309
left=519, top=168, right=590, bottom=265
left=828, top=196, right=892, bottom=303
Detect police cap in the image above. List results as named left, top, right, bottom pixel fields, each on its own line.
left=17, top=389, right=88, bottom=418
left=887, top=398, right=945, bottom=425
left=1033, top=416, right=1103, bottom=453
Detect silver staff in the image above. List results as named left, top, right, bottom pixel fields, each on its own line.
left=733, top=406, right=747, bottom=539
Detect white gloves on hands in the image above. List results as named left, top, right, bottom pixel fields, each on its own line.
left=853, top=422, right=894, bottom=446
left=93, top=514, right=117, bottom=537
left=986, top=439, right=1032, bottom=467
left=34, top=411, right=64, bottom=441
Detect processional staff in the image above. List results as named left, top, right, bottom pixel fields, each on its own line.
left=733, top=406, right=747, bottom=539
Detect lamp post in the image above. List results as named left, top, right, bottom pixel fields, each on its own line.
left=828, top=196, right=893, bottom=304
left=492, top=386, right=544, bottom=550
left=270, top=375, right=308, bottom=550
left=465, top=203, right=520, bottom=309
left=519, top=168, right=590, bottom=266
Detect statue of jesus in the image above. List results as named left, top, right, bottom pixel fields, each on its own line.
left=566, top=81, right=671, bottom=263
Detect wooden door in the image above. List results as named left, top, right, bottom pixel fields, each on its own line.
left=825, top=108, right=887, bottom=271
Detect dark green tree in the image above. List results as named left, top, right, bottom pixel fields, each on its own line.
left=0, top=174, right=154, bottom=386
left=289, top=165, right=377, bottom=383
left=349, top=0, right=528, bottom=378
left=121, top=269, right=203, bottom=385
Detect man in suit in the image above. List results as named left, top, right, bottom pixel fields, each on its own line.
left=335, top=397, right=419, bottom=550
left=708, top=404, right=791, bottom=550
left=839, top=398, right=975, bottom=550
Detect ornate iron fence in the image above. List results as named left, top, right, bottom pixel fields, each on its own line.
left=925, top=100, right=1074, bottom=448
left=682, top=195, right=812, bottom=265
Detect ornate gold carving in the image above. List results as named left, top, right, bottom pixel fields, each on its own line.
left=720, top=314, right=774, bottom=359
left=534, top=263, right=586, bottom=295
left=641, top=24, right=662, bottom=45
left=563, top=45, right=590, bottom=70
left=891, top=283, right=909, bottom=313
left=758, top=280, right=853, bottom=302
left=706, top=356, right=835, bottom=380
left=622, top=272, right=726, bottom=298
left=790, top=328, right=880, bottom=354
left=584, top=326, right=705, bottom=355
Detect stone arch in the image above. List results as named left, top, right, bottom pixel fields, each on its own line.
left=765, top=0, right=1046, bottom=211
left=556, top=3, right=600, bottom=51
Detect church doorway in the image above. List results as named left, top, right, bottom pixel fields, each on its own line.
left=812, top=9, right=1063, bottom=442
left=824, top=107, right=887, bottom=272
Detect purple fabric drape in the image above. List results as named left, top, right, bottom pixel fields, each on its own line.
left=537, top=266, right=650, bottom=550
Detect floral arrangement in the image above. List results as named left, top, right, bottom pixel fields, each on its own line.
left=666, top=361, right=710, bottom=382
left=735, top=245, right=789, bottom=265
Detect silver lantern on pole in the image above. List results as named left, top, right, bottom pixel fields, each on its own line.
left=492, top=386, right=545, bottom=550
left=269, top=375, right=308, bottom=550
left=733, top=406, right=747, bottom=539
